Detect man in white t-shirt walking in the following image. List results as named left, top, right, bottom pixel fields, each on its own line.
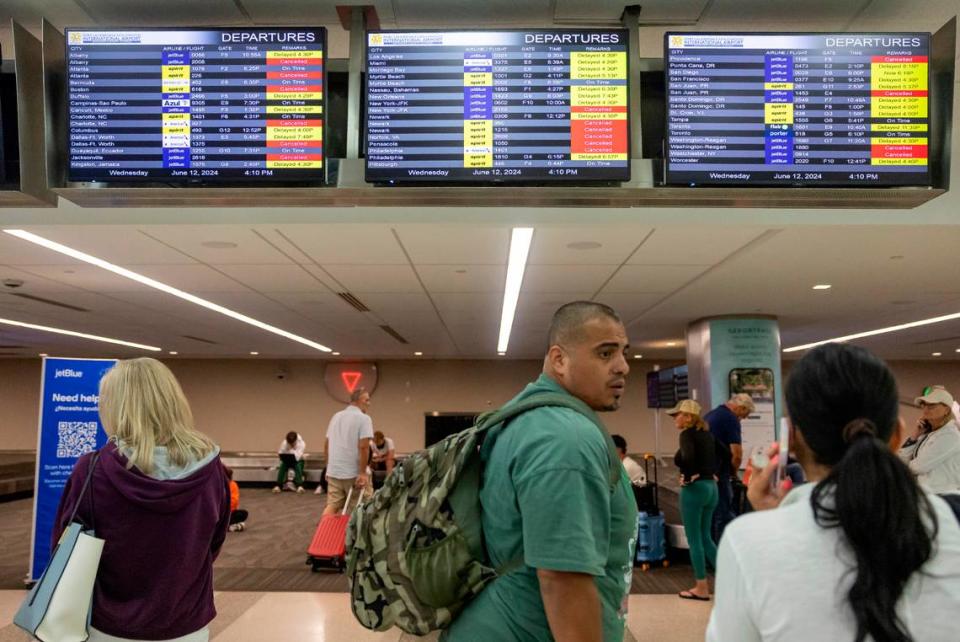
left=322, top=388, right=374, bottom=516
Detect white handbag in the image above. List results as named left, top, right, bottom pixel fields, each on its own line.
left=15, top=451, right=104, bottom=641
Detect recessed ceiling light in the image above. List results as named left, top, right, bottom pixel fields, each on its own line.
left=566, top=241, right=602, bottom=250
left=634, top=354, right=642, bottom=359
left=168, top=351, right=178, bottom=355
left=332, top=351, right=341, bottom=356
left=498, top=227, right=534, bottom=353
left=932, top=352, right=942, bottom=357
left=498, top=351, right=506, bottom=356
left=200, top=241, right=238, bottom=249
left=38, top=353, right=47, bottom=357
left=812, top=284, right=832, bottom=290
left=0, top=316, right=161, bottom=351
left=667, top=342, right=677, bottom=347
left=455, top=269, right=468, bottom=274
left=4, top=230, right=332, bottom=353
left=784, top=310, right=960, bottom=353
left=414, top=351, right=423, bottom=356
left=955, top=348, right=960, bottom=353
left=249, top=351, right=259, bottom=356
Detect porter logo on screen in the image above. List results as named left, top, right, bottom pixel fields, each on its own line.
left=324, top=362, right=378, bottom=403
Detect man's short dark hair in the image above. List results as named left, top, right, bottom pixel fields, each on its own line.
left=350, top=387, right=368, bottom=403
left=547, top=301, right=622, bottom=348
left=611, top=434, right=627, bottom=453
left=285, top=431, right=298, bottom=444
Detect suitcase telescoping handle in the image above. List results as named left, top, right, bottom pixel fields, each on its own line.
left=341, top=484, right=369, bottom=516
left=642, top=453, right=658, bottom=486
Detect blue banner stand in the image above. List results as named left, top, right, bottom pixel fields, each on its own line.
left=28, top=357, right=116, bottom=581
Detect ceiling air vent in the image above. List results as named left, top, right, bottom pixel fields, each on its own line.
left=9, top=293, right=89, bottom=312
left=338, top=292, right=370, bottom=312
left=379, top=325, right=409, bottom=344
left=181, top=335, right=218, bottom=345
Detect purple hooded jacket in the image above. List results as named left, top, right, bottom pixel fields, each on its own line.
left=53, top=442, right=231, bottom=640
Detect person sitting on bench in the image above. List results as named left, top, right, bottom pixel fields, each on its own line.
left=273, top=431, right=306, bottom=494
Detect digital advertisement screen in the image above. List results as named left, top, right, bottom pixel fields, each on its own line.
left=66, top=27, right=326, bottom=183
left=365, top=30, right=630, bottom=183
left=665, top=33, right=931, bottom=187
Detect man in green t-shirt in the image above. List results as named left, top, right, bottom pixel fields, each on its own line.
left=444, top=301, right=638, bottom=642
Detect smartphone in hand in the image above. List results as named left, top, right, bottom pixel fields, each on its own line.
left=772, top=418, right=790, bottom=489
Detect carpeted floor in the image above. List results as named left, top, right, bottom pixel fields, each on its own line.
left=0, top=468, right=698, bottom=594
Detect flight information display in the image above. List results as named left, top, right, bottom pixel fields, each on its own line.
left=67, top=28, right=325, bottom=183
left=665, top=33, right=931, bottom=186
left=366, top=30, right=630, bottom=183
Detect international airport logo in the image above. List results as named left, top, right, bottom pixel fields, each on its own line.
left=69, top=32, right=84, bottom=44
left=370, top=34, right=384, bottom=45
left=670, top=35, right=684, bottom=47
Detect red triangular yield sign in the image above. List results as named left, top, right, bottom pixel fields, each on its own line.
left=341, top=371, right=362, bottom=394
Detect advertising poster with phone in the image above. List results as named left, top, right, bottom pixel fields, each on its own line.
left=708, top=319, right=782, bottom=469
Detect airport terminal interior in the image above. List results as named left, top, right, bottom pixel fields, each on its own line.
left=0, top=0, right=959, bottom=640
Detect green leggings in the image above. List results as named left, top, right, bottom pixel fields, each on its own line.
left=679, top=479, right=719, bottom=580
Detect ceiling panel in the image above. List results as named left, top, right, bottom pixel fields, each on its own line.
left=24, top=227, right=194, bottom=265
left=522, top=265, right=616, bottom=294
left=123, top=264, right=254, bottom=293
left=701, top=0, right=870, bottom=28
left=214, top=264, right=329, bottom=293
left=528, top=226, right=652, bottom=265
left=393, top=0, right=554, bottom=26
left=433, top=293, right=501, bottom=327
left=395, top=225, right=509, bottom=265
left=556, top=0, right=706, bottom=23
left=323, top=264, right=423, bottom=294
left=271, top=224, right=407, bottom=264
left=79, top=0, right=245, bottom=26
left=627, top=227, right=770, bottom=265
left=139, top=226, right=291, bottom=265
left=7, top=264, right=155, bottom=293
left=0, top=1, right=95, bottom=31
left=0, top=234, right=81, bottom=266
left=600, top=264, right=710, bottom=294
left=417, top=264, right=505, bottom=293
left=238, top=0, right=395, bottom=24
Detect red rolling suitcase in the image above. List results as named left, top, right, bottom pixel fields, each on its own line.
left=307, top=486, right=364, bottom=572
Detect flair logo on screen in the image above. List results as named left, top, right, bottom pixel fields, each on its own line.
left=341, top=371, right=363, bottom=394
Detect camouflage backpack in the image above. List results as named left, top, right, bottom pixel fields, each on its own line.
left=345, top=391, right=622, bottom=635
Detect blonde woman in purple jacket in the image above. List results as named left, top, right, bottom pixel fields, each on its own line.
left=54, top=358, right=231, bottom=642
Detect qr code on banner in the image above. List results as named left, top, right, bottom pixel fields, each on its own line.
left=57, top=421, right=98, bottom=458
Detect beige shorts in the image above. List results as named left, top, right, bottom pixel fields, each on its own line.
left=326, top=476, right=360, bottom=513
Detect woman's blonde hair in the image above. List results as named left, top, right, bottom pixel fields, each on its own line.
left=692, top=416, right=708, bottom=431
left=98, top=358, right=215, bottom=474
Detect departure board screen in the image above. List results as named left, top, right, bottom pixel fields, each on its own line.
left=66, top=28, right=325, bottom=183
left=365, top=30, right=630, bottom=183
left=665, top=33, right=931, bottom=186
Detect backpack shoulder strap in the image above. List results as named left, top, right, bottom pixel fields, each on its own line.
left=477, top=391, right=622, bottom=489
left=939, top=493, right=960, bottom=526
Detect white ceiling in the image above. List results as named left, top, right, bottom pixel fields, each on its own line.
left=3, top=223, right=960, bottom=362
left=1, top=1, right=959, bottom=363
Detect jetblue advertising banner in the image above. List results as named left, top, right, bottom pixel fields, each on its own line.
left=30, top=357, right=116, bottom=580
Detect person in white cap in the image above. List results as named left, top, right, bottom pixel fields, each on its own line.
left=668, top=398, right=719, bottom=601
left=898, top=387, right=960, bottom=493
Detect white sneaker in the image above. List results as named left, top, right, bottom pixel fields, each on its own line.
left=296, top=486, right=305, bottom=494
left=272, top=486, right=281, bottom=494
left=314, top=486, right=324, bottom=495
left=229, top=524, right=239, bottom=532
left=285, top=482, right=296, bottom=492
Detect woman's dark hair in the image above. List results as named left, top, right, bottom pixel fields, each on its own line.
left=786, top=343, right=937, bottom=642
left=611, top=434, right=627, bottom=453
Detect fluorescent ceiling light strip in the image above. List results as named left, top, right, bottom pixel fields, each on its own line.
left=783, top=311, right=960, bottom=353
left=0, top=316, right=161, bottom=352
left=497, top=227, right=534, bottom=354
left=3, top=229, right=332, bottom=353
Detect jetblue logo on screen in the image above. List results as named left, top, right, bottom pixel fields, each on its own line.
left=54, top=369, right=84, bottom=379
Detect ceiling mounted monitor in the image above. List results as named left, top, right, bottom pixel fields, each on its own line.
left=66, top=27, right=326, bottom=185
left=664, top=32, right=931, bottom=187
left=365, top=29, right=630, bottom=184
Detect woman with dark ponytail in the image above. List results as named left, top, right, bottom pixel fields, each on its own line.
left=706, top=343, right=960, bottom=642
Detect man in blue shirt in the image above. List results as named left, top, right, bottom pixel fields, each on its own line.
left=703, top=393, right=754, bottom=541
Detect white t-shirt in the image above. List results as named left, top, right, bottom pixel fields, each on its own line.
left=898, top=420, right=960, bottom=493
left=325, top=405, right=374, bottom=479
left=707, top=483, right=960, bottom=642
left=277, top=434, right=305, bottom=461
left=371, top=437, right=395, bottom=459
left=622, top=456, right=646, bottom=484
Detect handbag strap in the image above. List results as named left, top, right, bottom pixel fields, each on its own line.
left=67, top=449, right=102, bottom=530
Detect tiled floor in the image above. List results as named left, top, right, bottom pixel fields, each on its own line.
left=0, top=590, right=710, bottom=641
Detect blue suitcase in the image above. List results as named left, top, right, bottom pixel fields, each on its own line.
left=635, top=510, right=668, bottom=570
